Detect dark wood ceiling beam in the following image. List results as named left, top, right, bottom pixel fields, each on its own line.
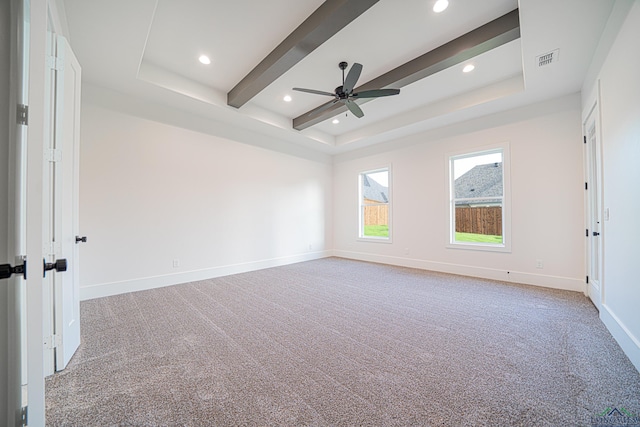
left=227, top=0, right=380, bottom=109
left=293, top=8, right=520, bottom=131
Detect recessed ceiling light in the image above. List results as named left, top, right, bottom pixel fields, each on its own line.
left=463, top=64, right=475, bottom=73
left=332, top=119, right=340, bottom=124
left=283, top=95, right=292, bottom=102
left=433, top=0, right=449, bottom=13
left=198, top=55, right=211, bottom=65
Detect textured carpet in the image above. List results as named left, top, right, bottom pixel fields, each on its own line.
left=45, top=258, right=640, bottom=426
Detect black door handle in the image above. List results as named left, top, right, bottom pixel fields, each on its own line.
left=43, top=258, right=67, bottom=277
left=0, top=258, right=27, bottom=280
left=75, top=236, right=87, bottom=243
left=592, top=231, right=600, bottom=236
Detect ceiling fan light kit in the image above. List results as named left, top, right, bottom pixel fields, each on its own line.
left=293, top=61, right=400, bottom=119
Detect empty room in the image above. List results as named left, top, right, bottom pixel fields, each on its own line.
left=2, top=0, right=640, bottom=425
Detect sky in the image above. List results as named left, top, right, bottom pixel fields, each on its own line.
left=366, top=171, right=388, bottom=187
left=453, top=152, right=502, bottom=179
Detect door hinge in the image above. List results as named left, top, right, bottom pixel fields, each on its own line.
left=45, top=242, right=62, bottom=257
left=20, top=406, right=27, bottom=426
left=586, top=229, right=589, bottom=237
left=583, top=135, right=587, bottom=144
left=586, top=275, right=589, bottom=284
left=46, top=55, right=64, bottom=71
left=585, top=182, right=588, bottom=190
left=17, top=104, right=28, bottom=125
left=44, top=334, right=61, bottom=350
left=45, top=148, right=62, bottom=162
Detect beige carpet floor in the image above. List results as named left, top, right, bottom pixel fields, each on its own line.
left=45, top=257, right=640, bottom=426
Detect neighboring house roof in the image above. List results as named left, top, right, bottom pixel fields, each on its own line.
left=455, top=163, right=502, bottom=204
left=362, top=175, right=388, bottom=203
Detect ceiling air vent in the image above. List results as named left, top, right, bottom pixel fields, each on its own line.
left=536, top=49, right=559, bottom=67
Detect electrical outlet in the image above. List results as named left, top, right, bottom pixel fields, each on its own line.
left=173, top=259, right=180, bottom=268
left=536, top=259, right=543, bottom=269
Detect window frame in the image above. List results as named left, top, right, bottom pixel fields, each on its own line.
left=446, top=143, right=511, bottom=252
left=358, top=166, right=392, bottom=243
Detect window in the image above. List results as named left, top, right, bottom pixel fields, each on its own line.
left=359, top=168, right=391, bottom=240
left=449, top=146, right=510, bottom=251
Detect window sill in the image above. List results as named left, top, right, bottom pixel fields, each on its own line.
left=446, top=242, right=510, bottom=253
left=358, top=236, right=393, bottom=244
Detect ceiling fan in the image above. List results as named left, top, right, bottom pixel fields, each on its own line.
left=293, top=61, right=400, bottom=119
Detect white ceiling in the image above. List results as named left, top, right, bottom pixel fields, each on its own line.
left=60, top=0, right=615, bottom=155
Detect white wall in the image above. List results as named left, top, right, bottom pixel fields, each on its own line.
left=334, top=94, right=585, bottom=291
left=583, top=1, right=640, bottom=371
left=79, top=97, right=333, bottom=300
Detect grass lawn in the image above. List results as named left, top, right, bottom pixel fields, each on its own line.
left=364, top=225, right=389, bottom=237
left=455, top=232, right=503, bottom=244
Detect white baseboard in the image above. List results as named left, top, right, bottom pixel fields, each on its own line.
left=332, top=250, right=586, bottom=292
left=80, top=251, right=332, bottom=301
left=600, top=304, right=640, bottom=372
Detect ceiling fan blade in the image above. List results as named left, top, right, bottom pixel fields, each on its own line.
left=345, top=99, right=364, bottom=118
left=308, top=99, right=339, bottom=117
left=292, top=88, right=336, bottom=97
left=343, top=63, right=362, bottom=94
left=352, top=88, right=400, bottom=98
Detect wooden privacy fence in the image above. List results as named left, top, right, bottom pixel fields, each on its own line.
left=364, top=204, right=389, bottom=226
left=456, top=206, right=502, bottom=236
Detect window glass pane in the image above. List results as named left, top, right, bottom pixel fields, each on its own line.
left=361, top=170, right=389, bottom=238
left=452, top=151, right=503, bottom=245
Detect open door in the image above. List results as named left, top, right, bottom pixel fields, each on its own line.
left=584, top=89, right=603, bottom=311
left=51, top=34, right=82, bottom=371
left=3, top=0, right=29, bottom=424
left=2, top=0, right=75, bottom=424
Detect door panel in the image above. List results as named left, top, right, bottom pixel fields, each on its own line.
left=5, top=0, right=29, bottom=424
left=584, top=97, right=603, bottom=310
left=53, top=34, right=81, bottom=371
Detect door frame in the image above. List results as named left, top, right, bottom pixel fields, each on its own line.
left=582, top=81, right=605, bottom=311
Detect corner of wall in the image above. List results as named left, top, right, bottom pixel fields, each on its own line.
left=581, top=0, right=635, bottom=97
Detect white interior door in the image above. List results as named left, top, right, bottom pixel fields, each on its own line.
left=4, top=0, right=29, bottom=424
left=51, top=34, right=82, bottom=371
left=584, top=96, right=603, bottom=310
